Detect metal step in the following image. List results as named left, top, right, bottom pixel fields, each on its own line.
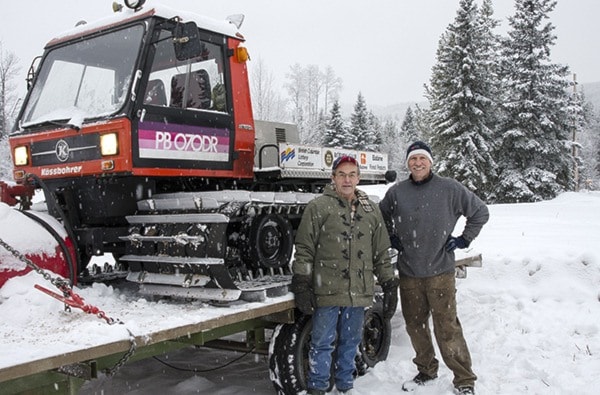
left=126, top=213, right=230, bottom=224
left=137, top=283, right=242, bottom=301
left=120, top=255, right=224, bottom=265
left=136, top=190, right=317, bottom=212
left=133, top=275, right=291, bottom=302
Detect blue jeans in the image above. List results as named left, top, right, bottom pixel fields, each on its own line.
left=307, top=306, right=365, bottom=392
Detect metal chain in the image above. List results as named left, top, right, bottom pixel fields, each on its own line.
left=0, top=236, right=137, bottom=375
left=103, top=328, right=137, bottom=376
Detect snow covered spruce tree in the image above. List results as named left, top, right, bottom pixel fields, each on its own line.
left=377, top=106, right=422, bottom=174
left=380, top=117, right=404, bottom=171
left=564, top=81, right=587, bottom=190
left=495, top=0, right=576, bottom=202
left=401, top=106, right=421, bottom=145
left=577, top=94, right=600, bottom=190
left=424, top=0, right=499, bottom=200
left=366, top=111, right=382, bottom=152
left=349, top=92, right=381, bottom=150
left=322, top=100, right=347, bottom=148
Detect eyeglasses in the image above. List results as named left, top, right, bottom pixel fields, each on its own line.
left=335, top=171, right=359, bottom=180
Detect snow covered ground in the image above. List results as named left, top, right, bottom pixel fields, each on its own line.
left=1, top=187, right=600, bottom=394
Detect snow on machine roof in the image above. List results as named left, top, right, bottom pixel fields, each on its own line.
left=45, top=3, right=243, bottom=48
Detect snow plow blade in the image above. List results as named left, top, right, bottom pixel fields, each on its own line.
left=0, top=205, right=77, bottom=288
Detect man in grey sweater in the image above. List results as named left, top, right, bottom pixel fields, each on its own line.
left=379, top=141, right=489, bottom=395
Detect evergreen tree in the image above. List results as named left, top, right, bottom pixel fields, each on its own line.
left=401, top=106, right=421, bottom=145
left=413, top=104, right=433, bottom=143
left=322, top=100, right=346, bottom=148
left=476, top=0, right=503, bottom=132
left=381, top=117, right=404, bottom=172
left=424, top=0, right=498, bottom=199
left=564, top=80, right=587, bottom=190
left=496, top=0, right=576, bottom=202
left=577, top=95, right=600, bottom=190
left=365, top=111, right=382, bottom=151
left=304, top=110, right=327, bottom=147
left=349, top=92, right=370, bottom=150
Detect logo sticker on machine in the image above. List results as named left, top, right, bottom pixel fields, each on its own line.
left=138, top=121, right=230, bottom=162
left=278, top=143, right=388, bottom=174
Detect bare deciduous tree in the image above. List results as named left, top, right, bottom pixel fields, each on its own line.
left=0, top=42, right=21, bottom=180
left=1, top=43, right=21, bottom=137
left=285, top=64, right=342, bottom=143
left=249, top=57, right=288, bottom=122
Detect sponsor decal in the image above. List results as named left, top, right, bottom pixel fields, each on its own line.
left=323, top=150, right=334, bottom=167
left=279, top=143, right=388, bottom=173
left=280, top=147, right=296, bottom=163
left=279, top=144, right=320, bottom=168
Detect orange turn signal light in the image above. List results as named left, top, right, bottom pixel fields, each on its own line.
left=234, top=46, right=249, bottom=63
left=101, top=160, right=115, bottom=171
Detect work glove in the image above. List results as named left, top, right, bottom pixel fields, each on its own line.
left=291, top=274, right=316, bottom=315
left=381, top=278, right=400, bottom=321
left=390, top=234, right=403, bottom=252
left=445, top=235, right=470, bottom=252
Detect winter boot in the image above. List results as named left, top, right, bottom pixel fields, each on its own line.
left=456, top=386, right=475, bottom=395
left=402, top=371, right=438, bottom=391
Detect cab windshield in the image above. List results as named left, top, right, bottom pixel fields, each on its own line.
left=20, top=24, right=145, bottom=128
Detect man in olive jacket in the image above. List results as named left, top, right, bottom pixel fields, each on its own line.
left=292, top=155, right=399, bottom=395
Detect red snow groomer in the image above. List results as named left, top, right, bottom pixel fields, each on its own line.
left=0, top=4, right=396, bottom=391
left=4, top=1, right=392, bottom=300
left=0, top=180, right=77, bottom=288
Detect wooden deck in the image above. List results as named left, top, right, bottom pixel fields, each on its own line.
left=0, top=297, right=295, bottom=393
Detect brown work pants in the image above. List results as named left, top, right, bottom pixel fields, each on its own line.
left=399, top=272, right=476, bottom=388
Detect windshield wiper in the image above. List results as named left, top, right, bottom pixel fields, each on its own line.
left=20, top=119, right=82, bottom=132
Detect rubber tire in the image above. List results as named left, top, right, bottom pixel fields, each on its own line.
left=360, top=294, right=392, bottom=367
left=269, top=313, right=314, bottom=394
left=244, top=213, right=294, bottom=270
left=268, top=302, right=392, bottom=394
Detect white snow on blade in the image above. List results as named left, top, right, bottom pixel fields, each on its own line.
left=0, top=203, right=65, bottom=271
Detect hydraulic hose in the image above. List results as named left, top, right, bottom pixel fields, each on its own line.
left=18, top=209, right=77, bottom=286
left=24, top=173, right=82, bottom=279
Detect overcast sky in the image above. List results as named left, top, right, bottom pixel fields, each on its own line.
left=1, top=0, right=599, bottom=106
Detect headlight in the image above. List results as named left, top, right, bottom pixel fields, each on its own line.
left=100, top=133, right=118, bottom=156
left=13, top=146, right=29, bottom=166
